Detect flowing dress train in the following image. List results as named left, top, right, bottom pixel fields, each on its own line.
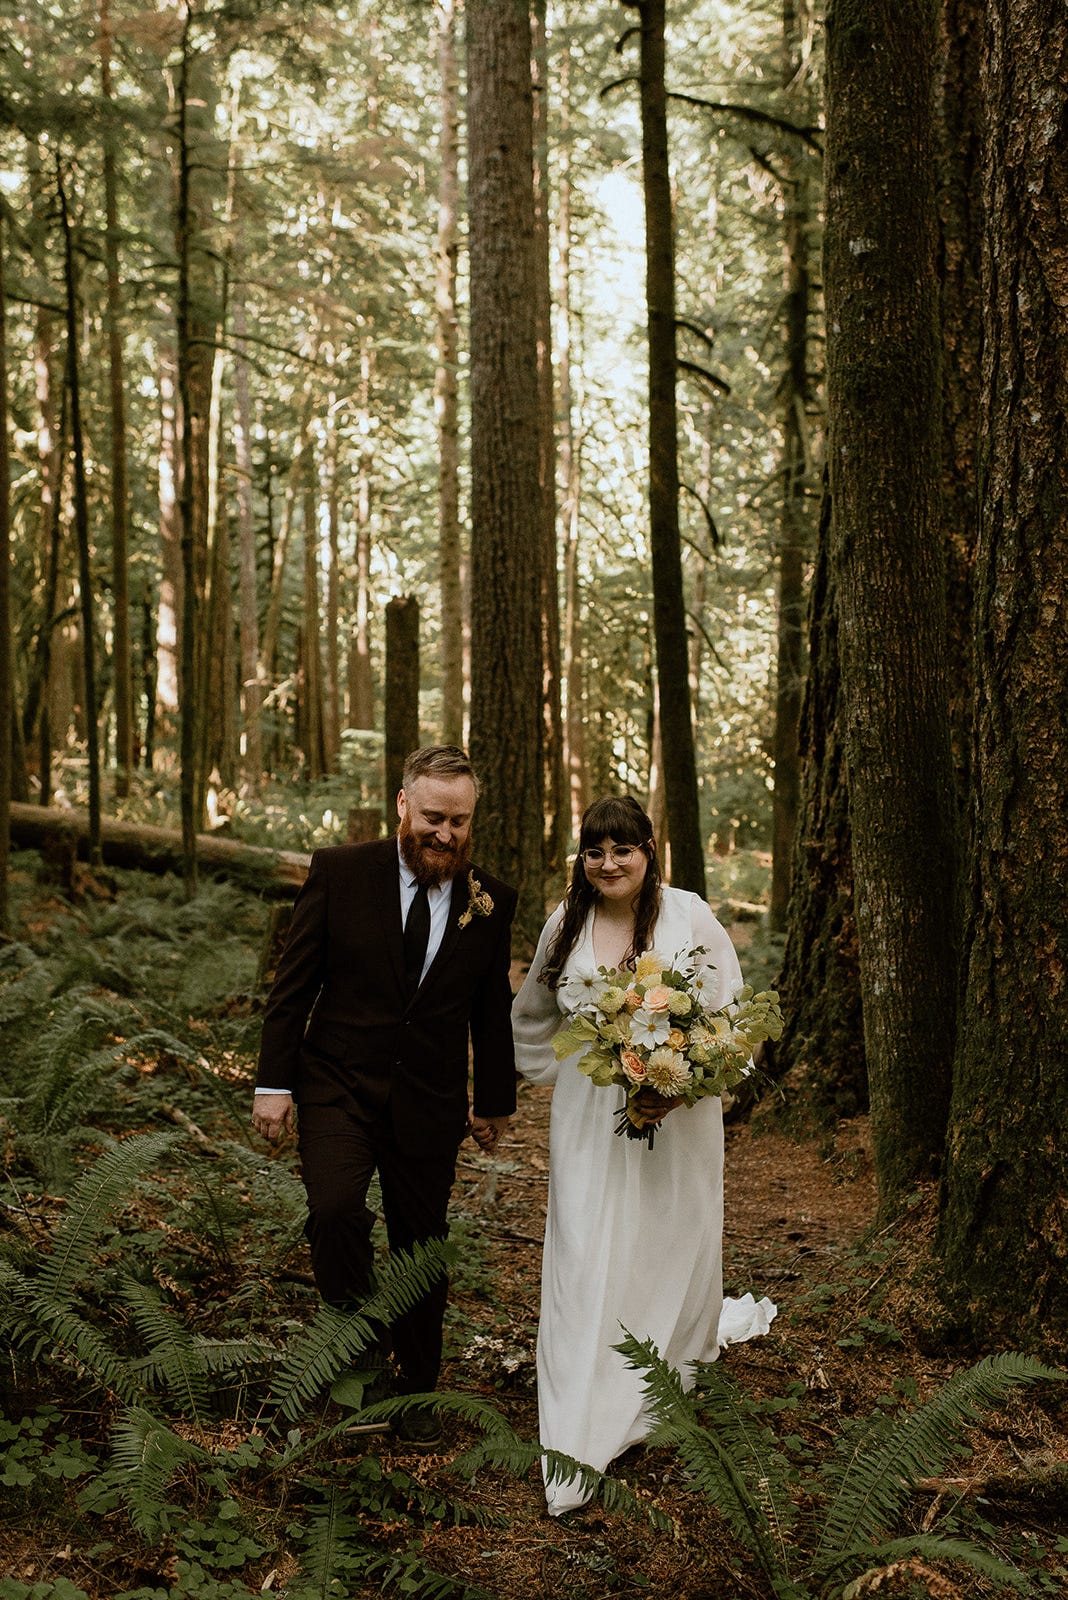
left=512, top=886, right=775, bottom=1516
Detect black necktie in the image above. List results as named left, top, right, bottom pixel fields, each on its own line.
left=403, top=883, right=431, bottom=994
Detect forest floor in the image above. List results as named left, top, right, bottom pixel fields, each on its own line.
left=1, top=865, right=1066, bottom=1600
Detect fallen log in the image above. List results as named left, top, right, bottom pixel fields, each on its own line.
left=7, top=801, right=310, bottom=897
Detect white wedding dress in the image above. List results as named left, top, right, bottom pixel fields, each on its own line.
left=512, top=886, right=776, bottom=1515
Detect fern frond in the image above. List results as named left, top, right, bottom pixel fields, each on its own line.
left=451, top=1432, right=673, bottom=1532
left=191, top=1335, right=277, bottom=1374
left=355, top=1548, right=498, bottom=1600
left=617, top=1330, right=799, bottom=1594
left=120, top=1280, right=210, bottom=1420
left=299, top=1483, right=356, bottom=1595
left=834, top=1535, right=1029, bottom=1596
left=40, top=1130, right=177, bottom=1301
left=270, top=1238, right=451, bottom=1421
left=110, top=1404, right=206, bottom=1540
left=817, top=1352, right=1064, bottom=1560
left=0, top=1259, right=146, bottom=1402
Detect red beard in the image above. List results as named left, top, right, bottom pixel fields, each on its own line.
left=398, top=813, right=472, bottom=887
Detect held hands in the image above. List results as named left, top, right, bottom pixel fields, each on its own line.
left=252, top=1092, right=295, bottom=1142
left=631, top=1089, right=683, bottom=1128
left=468, top=1113, right=511, bottom=1155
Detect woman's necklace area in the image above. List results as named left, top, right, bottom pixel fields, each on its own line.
left=591, top=902, right=636, bottom=970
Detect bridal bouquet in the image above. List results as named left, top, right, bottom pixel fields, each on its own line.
left=550, top=950, right=783, bottom=1148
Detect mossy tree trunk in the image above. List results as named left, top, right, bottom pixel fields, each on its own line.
left=466, top=0, right=545, bottom=949
left=937, top=0, right=1068, bottom=1346
left=824, top=0, right=958, bottom=1208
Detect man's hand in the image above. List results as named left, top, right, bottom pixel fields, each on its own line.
left=252, top=1092, right=295, bottom=1142
left=468, top=1113, right=511, bottom=1155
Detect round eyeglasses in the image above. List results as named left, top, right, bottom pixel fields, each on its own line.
left=580, top=845, right=642, bottom=868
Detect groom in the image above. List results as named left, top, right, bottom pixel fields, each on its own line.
left=253, top=746, right=516, bottom=1444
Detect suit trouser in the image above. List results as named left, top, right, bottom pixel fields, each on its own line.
left=297, top=1099, right=457, bottom=1393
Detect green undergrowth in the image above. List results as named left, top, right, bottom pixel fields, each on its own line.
left=2, top=855, right=1065, bottom=1599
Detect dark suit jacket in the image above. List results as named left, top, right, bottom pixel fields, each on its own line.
left=256, top=838, right=517, bottom=1153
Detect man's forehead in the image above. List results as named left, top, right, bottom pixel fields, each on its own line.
left=408, top=774, right=476, bottom=812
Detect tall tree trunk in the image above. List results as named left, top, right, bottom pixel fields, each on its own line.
left=23, top=135, right=63, bottom=796
left=555, top=41, right=587, bottom=840
left=770, top=487, right=866, bottom=1118
left=625, top=0, right=705, bottom=895
left=300, top=436, right=326, bottom=780
left=384, top=596, right=420, bottom=805
left=99, top=0, right=133, bottom=800
left=824, top=0, right=958, bottom=1208
left=156, top=347, right=181, bottom=732
left=467, top=0, right=545, bottom=948
left=347, top=342, right=375, bottom=731
left=175, top=10, right=207, bottom=891
left=937, top=0, right=1068, bottom=1347
left=57, top=159, right=102, bottom=868
left=0, top=207, right=11, bottom=930
left=435, top=0, right=464, bottom=747
left=938, top=0, right=984, bottom=806
left=532, top=0, right=565, bottom=877
left=324, top=386, right=341, bottom=773
left=232, top=288, right=263, bottom=789
left=770, top=0, right=815, bottom=932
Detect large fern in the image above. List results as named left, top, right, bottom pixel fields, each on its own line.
left=0, top=1259, right=146, bottom=1402
left=108, top=1404, right=207, bottom=1539
left=814, top=1351, right=1064, bottom=1568
left=120, top=1280, right=211, bottom=1421
left=39, top=1130, right=176, bottom=1301
left=269, top=1238, right=453, bottom=1421
left=618, top=1331, right=803, bottom=1596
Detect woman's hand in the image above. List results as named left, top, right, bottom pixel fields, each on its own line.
left=631, top=1089, right=683, bottom=1127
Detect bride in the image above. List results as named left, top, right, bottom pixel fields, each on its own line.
left=512, top=794, right=774, bottom=1516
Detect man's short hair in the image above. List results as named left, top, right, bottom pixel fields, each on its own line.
left=402, top=745, right=481, bottom=797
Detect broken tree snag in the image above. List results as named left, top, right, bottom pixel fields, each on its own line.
left=7, top=802, right=310, bottom=897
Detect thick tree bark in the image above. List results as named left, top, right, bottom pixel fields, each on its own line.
left=466, top=0, right=545, bottom=948
left=937, top=0, right=1068, bottom=1347
left=435, top=0, right=464, bottom=748
left=626, top=0, right=705, bottom=895
left=938, top=0, right=984, bottom=805
left=824, top=0, right=958, bottom=1208
left=384, top=596, right=420, bottom=806
left=770, top=488, right=866, bottom=1119
left=99, top=0, right=133, bottom=800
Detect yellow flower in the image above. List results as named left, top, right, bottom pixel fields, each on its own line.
left=645, top=1048, right=692, bottom=1094
left=635, top=953, right=663, bottom=983
left=667, top=990, right=693, bottom=1018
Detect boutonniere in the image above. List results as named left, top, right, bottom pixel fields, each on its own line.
left=458, top=870, right=494, bottom=928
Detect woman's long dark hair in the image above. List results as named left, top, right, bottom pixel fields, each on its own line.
left=540, top=795, right=662, bottom=988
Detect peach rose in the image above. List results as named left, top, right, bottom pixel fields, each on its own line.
left=623, top=989, right=643, bottom=1012
left=643, top=984, right=673, bottom=1012
left=620, top=1049, right=648, bottom=1084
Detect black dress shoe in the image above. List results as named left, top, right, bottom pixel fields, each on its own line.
left=390, top=1403, right=442, bottom=1448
